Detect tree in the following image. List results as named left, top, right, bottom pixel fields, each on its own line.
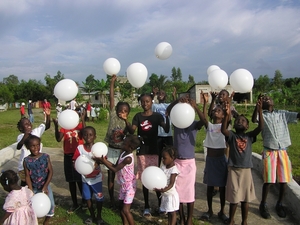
left=253, top=75, right=270, bottom=93
left=176, top=68, right=182, bottom=81
left=272, top=70, right=283, bottom=90
left=188, top=75, right=195, bottom=84
left=3, top=75, right=19, bottom=85
left=0, top=83, right=14, bottom=103
left=44, top=71, right=65, bottom=101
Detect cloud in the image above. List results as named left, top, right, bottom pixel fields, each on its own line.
left=0, top=0, right=300, bottom=85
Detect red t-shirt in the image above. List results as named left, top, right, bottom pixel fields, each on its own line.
left=86, top=103, right=91, bottom=111
left=42, top=102, right=51, bottom=110
left=60, top=123, right=84, bottom=154
left=20, top=106, right=25, bottom=115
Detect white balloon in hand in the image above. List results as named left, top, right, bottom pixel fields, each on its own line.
left=170, top=103, right=195, bottom=129
left=141, top=166, right=167, bottom=190
left=74, top=155, right=94, bottom=175
left=103, top=58, right=121, bottom=75
left=54, top=79, right=78, bottom=101
left=31, top=192, right=51, bottom=218
left=92, top=142, right=108, bottom=157
left=58, top=109, right=79, bottom=130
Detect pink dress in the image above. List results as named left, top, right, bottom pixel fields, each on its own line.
left=3, top=186, right=38, bottom=225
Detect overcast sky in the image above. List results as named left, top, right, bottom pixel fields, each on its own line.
left=1, top=0, right=300, bottom=85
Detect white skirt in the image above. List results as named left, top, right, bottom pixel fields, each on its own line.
left=160, top=191, right=179, bottom=212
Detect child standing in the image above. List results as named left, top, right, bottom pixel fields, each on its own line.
left=104, top=74, right=132, bottom=207
left=154, top=146, right=180, bottom=225
left=252, top=95, right=300, bottom=219
left=0, top=170, right=38, bottom=225
left=166, top=96, right=203, bottom=225
left=95, top=134, right=141, bottom=225
left=127, top=93, right=170, bottom=217
left=200, top=93, right=228, bottom=222
left=20, top=102, right=26, bottom=118
left=221, top=99, right=263, bottom=225
left=23, top=135, right=55, bottom=225
left=16, top=108, right=51, bottom=186
left=53, top=109, right=86, bottom=213
left=72, top=126, right=104, bottom=225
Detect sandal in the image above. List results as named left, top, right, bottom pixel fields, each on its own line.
left=218, top=212, right=229, bottom=224
left=67, top=205, right=81, bottom=214
left=143, top=208, right=152, bottom=217
left=85, top=218, right=94, bottom=225
left=200, top=212, right=212, bottom=221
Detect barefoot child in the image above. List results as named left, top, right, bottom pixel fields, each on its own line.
left=221, top=98, right=263, bottom=225
left=0, top=170, right=38, bottom=225
left=23, top=135, right=55, bottom=225
left=95, top=134, right=141, bottom=225
left=72, top=126, right=104, bottom=225
left=155, top=146, right=180, bottom=225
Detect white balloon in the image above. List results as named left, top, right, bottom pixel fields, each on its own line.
left=170, top=103, right=195, bottom=129
left=141, top=166, right=167, bottom=190
left=154, top=42, right=173, bottom=60
left=92, top=142, right=108, bottom=157
left=208, top=69, right=228, bottom=90
left=54, top=79, right=78, bottom=101
left=207, top=65, right=220, bottom=76
left=126, top=63, right=148, bottom=88
left=75, top=155, right=94, bottom=175
left=31, top=192, right=51, bottom=218
left=230, top=69, right=254, bottom=93
left=58, top=109, right=79, bottom=130
left=103, top=58, right=121, bottom=75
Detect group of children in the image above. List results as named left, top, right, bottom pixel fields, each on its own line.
left=1, top=76, right=299, bottom=225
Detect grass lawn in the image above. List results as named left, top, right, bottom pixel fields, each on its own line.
left=0, top=105, right=299, bottom=224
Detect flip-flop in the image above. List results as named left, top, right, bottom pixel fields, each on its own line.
left=143, top=208, right=152, bottom=217
left=85, top=218, right=94, bottom=225
left=200, top=212, right=212, bottom=221
left=218, top=212, right=229, bottom=223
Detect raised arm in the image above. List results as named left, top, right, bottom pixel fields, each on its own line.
left=109, top=75, right=117, bottom=111
left=52, top=118, right=64, bottom=142
left=208, top=91, right=218, bottom=119
left=221, top=102, right=230, bottom=137
left=172, top=87, right=177, bottom=101
left=251, top=94, right=262, bottom=123
left=252, top=97, right=263, bottom=136
left=189, top=98, right=207, bottom=128
left=44, top=108, right=51, bottom=130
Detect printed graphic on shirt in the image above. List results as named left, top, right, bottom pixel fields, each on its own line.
left=236, top=138, right=247, bottom=152
left=140, top=120, right=152, bottom=131
left=110, top=126, right=125, bottom=143
left=66, top=130, right=80, bottom=144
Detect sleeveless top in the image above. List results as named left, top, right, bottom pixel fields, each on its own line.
left=117, top=152, right=135, bottom=189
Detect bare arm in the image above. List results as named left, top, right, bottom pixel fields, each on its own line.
left=96, top=155, right=132, bottom=173
left=155, top=173, right=178, bottom=192
left=208, top=92, right=218, bottom=119
left=0, top=212, right=12, bottom=224
left=109, top=75, right=117, bottom=111
left=221, top=102, right=230, bottom=137
left=23, top=161, right=33, bottom=191
left=52, top=118, right=64, bottom=142
left=172, top=87, right=177, bottom=101
left=252, top=97, right=264, bottom=137
left=44, top=108, right=51, bottom=130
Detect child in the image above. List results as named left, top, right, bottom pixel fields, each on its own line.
left=72, top=126, right=104, bottom=225
left=42, top=99, right=51, bottom=123
left=221, top=98, right=263, bottom=225
left=166, top=95, right=203, bottom=225
left=200, top=93, right=228, bottom=222
left=127, top=93, right=170, bottom=217
left=23, top=135, right=55, bottom=225
left=95, top=134, right=141, bottom=225
left=20, top=102, right=26, bottom=118
left=154, top=146, right=180, bottom=225
left=0, top=170, right=38, bottom=225
left=104, top=74, right=132, bottom=208
left=251, top=94, right=300, bottom=219
left=53, top=108, right=86, bottom=213
left=56, top=103, right=62, bottom=119
left=16, top=108, right=51, bottom=186
left=152, top=87, right=176, bottom=167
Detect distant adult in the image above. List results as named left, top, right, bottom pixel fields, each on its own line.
left=86, top=101, right=91, bottom=121
left=20, top=102, right=26, bottom=118
left=70, top=98, right=78, bottom=111
left=42, top=99, right=51, bottom=123
left=91, top=105, right=96, bottom=122
left=28, top=100, right=34, bottom=123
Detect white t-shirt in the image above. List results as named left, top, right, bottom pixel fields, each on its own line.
left=204, top=122, right=226, bottom=149
left=17, top=124, right=46, bottom=171
left=70, top=100, right=77, bottom=110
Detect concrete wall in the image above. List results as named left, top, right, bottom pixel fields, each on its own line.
left=0, top=143, right=19, bottom=167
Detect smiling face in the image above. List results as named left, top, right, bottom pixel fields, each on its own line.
left=27, top=138, right=41, bottom=156
left=82, top=127, right=96, bottom=145
left=18, top=118, right=32, bottom=133
left=140, top=95, right=153, bottom=111
left=157, top=90, right=166, bottom=102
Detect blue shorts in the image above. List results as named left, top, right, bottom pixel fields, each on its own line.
left=82, top=182, right=104, bottom=202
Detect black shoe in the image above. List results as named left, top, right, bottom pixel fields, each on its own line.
left=259, top=202, right=271, bottom=219
left=276, top=202, right=286, bottom=218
